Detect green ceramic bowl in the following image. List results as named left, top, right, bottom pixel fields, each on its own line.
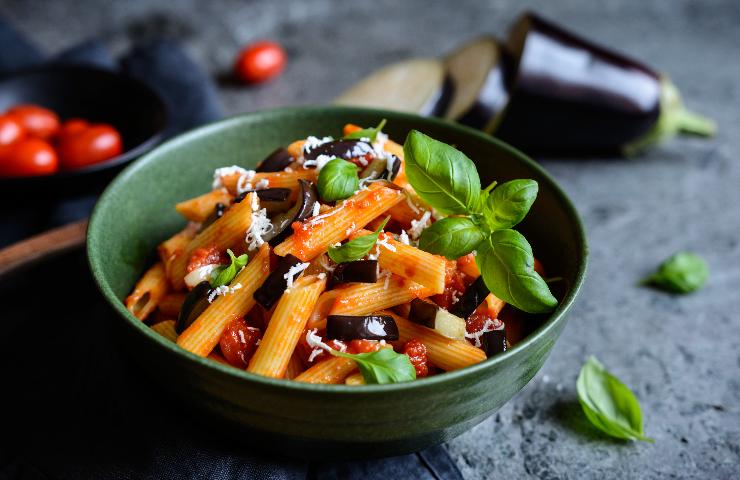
left=87, top=106, right=587, bottom=459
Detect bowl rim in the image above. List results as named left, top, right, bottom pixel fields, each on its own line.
left=87, top=105, right=588, bottom=394
left=0, top=64, right=168, bottom=182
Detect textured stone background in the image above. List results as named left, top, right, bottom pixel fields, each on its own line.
left=2, top=0, right=739, bottom=478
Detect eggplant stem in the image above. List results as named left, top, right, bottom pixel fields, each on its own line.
left=676, top=108, right=716, bottom=137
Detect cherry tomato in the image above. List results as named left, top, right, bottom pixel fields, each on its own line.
left=234, top=41, right=287, bottom=84
left=6, top=104, right=60, bottom=139
left=219, top=318, right=261, bottom=368
left=0, top=138, right=58, bottom=177
left=58, top=118, right=89, bottom=138
left=57, top=123, right=123, bottom=170
left=402, top=339, right=429, bottom=378
left=0, top=115, right=25, bottom=146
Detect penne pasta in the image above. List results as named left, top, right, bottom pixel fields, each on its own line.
left=294, top=356, right=356, bottom=384
left=327, top=275, right=434, bottom=319
left=344, top=372, right=365, bottom=385
left=175, top=189, right=233, bottom=223
left=158, top=292, right=186, bottom=317
left=168, top=192, right=256, bottom=291
left=274, top=184, right=404, bottom=261
left=306, top=289, right=340, bottom=331
left=150, top=319, right=178, bottom=342
left=284, top=352, right=306, bottom=380
left=125, top=262, right=168, bottom=320
left=247, top=275, right=327, bottom=378
left=385, top=311, right=487, bottom=371
left=158, top=223, right=198, bottom=284
left=353, top=229, right=446, bottom=294
left=218, top=169, right=317, bottom=196
left=177, top=244, right=271, bottom=356
left=386, top=190, right=428, bottom=225
left=286, top=140, right=305, bottom=159
left=207, top=351, right=230, bottom=365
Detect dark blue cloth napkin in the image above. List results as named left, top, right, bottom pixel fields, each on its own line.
left=0, top=18, right=465, bottom=480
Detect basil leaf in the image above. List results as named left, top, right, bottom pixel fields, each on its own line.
left=485, top=179, right=538, bottom=230
left=332, top=347, right=416, bottom=384
left=317, top=158, right=360, bottom=202
left=210, top=249, right=248, bottom=288
left=475, top=229, right=557, bottom=313
left=418, top=217, right=486, bottom=260
left=642, top=251, right=708, bottom=293
left=403, top=130, right=481, bottom=215
left=343, top=119, right=387, bottom=142
left=328, top=217, right=389, bottom=263
left=577, top=357, right=654, bottom=442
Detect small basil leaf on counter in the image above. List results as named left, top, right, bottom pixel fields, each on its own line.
left=577, top=356, right=654, bottom=442
left=641, top=251, right=708, bottom=293
left=403, top=129, right=481, bottom=215
left=343, top=118, right=387, bottom=142
left=475, top=229, right=557, bottom=313
left=332, top=347, right=416, bottom=384
left=317, top=158, right=359, bottom=202
left=328, top=217, right=389, bottom=264
left=210, top=249, right=248, bottom=288
left=485, top=179, right=539, bottom=230
left=418, top=216, right=485, bottom=259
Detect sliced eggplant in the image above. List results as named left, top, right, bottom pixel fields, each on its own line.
left=176, top=281, right=212, bottom=333
left=443, top=36, right=510, bottom=131
left=334, top=58, right=453, bottom=117
left=408, top=298, right=466, bottom=340
left=326, top=315, right=399, bottom=341
left=449, top=276, right=489, bottom=319
left=253, top=254, right=303, bottom=310
left=329, top=260, right=378, bottom=288
left=256, top=147, right=293, bottom=172
left=261, top=179, right=318, bottom=246
left=199, top=202, right=227, bottom=231
left=481, top=328, right=507, bottom=356
left=303, top=139, right=373, bottom=162
left=360, top=154, right=400, bottom=182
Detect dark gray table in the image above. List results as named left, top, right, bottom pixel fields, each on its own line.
left=2, top=0, right=738, bottom=478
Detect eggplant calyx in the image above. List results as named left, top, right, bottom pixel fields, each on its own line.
left=623, top=77, right=716, bottom=156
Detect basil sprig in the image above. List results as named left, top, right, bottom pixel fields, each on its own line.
left=642, top=251, right=708, bottom=293
left=332, top=347, right=416, bottom=384
left=577, top=357, right=654, bottom=442
left=317, top=158, right=359, bottom=202
left=403, top=130, right=556, bottom=313
left=210, top=249, right=248, bottom=288
left=328, top=217, right=389, bottom=264
left=343, top=119, right=387, bottom=142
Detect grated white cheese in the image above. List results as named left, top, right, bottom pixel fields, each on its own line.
left=305, top=328, right=346, bottom=363
left=302, top=154, right=335, bottom=171
left=208, top=283, right=243, bottom=303
left=398, top=230, right=410, bottom=245
left=306, top=205, right=343, bottom=227
left=184, top=264, right=219, bottom=289
left=284, top=262, right=310, bottom=289
left=378, top=269, right=392, bottom=290
left=405, top=195, right=420, bottom=214
left=303, top=136, right=334, bottom=154
left=318, top=255, right=336, bottom=272
left=358, top=171, right=378, bottom=188
left=212, top=166, right=251, bottom=190
left=464, top=318, right=503, bottom=348
left=238, top=330, right=246, bottom=344
left=254, top=178, right=270, bottom=190
left=245, top=208, right=273, bottom=249
left=345, top=222, right=357, bottom=236
left=311, top=201, right=320, bottom=217
left=376, top=235, right=396, bottom=252
left=409, top=211, right=432, bottom=239
left=250, top=192, right=260, bottom=212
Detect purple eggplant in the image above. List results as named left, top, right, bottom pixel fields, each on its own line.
left=199, top=202, right=227, bottom=231
left=326, top=315, right=399, bottom=341
left=262, top=179, right=318, bottom=246
left=176, top=281, right=212, bottom=334
left=481, top=328, right=507, bottom=356
left=303, top=139, right=374, bottom=162
left=257, top=148, right=293, bottom=172
left=449, top=276, right=489, bottom=319
left=329, top=260, right=378, bottom=287
left=493, top=12, right=714, bottom=154
left=253, top=254, right=303, bottom=310
left=408, top=298, right=466, bottom=340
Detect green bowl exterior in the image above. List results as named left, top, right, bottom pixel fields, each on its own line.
left=87, top=106, right=588, bottom=459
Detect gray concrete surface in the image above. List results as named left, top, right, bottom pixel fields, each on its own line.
left=2, top=0, right=739, bottom=478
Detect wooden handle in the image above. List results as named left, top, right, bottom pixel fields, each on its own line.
left=0, top=219, right=89, bottom=277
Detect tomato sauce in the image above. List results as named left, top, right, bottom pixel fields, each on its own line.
left=186, top=245, right=227, bottom=273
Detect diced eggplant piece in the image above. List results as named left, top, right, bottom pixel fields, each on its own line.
left=449, top=276, right=489, bottom=319
left=199, top=202, right=227, bottom=231
left=303, top=139, right=374, bottom=162
left=176, top=281, right=212, bottom=334
left=262, top=180, right=318, bottom=246
left=334, top=58, right=453, bottom=117
left=253, top=254, right=303, bottom=310
left=408, top=298, right=466, bottom=341
left=326, top=315, right=399, bottom=341
left=360, top=155, right=400, bottom=182
left=329, top=260, right=378, bottom=287
left=443, top=37, right=510, bottom=131
left=481, top=328, right=507, bottom=356
left=256, top=147, right=293, bottom=172
left=256, top=188, right=292, bottom=215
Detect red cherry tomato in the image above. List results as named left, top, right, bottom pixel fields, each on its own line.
left=57, top=123, right=123, bottom=170
left=0, top=115, right=25, bottom=146
left=58, top=118, right=89, bottom=138
left=219, top=318, right=261, bottom=368
left=0, top=138, right=58, bottom=177
left=234, top=41, right=287, bottom=84
left=6, top=104, right=60, bottom=139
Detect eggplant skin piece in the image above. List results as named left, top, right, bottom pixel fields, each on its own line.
left=495, top=12, right=661, bottom=154
left=326, top=315, right=399, bottom=341
left=449, top=276, right=489, bottom=319
left=329, top=260, right=378, bottom=288
left=253, top=254, right=303, bottom=310
left=303, top=139, right=374, bottom=162
left=199, top=202, right=227, bottom=231
left=264, top=179, right=318, bottom=246
left=176, top=281, right=212, bottom=334
left=257, top=148, right=293, bottom=172
left=408, top=298, right=438, bottom=328
left=481, top=329, right=507, bottom=356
